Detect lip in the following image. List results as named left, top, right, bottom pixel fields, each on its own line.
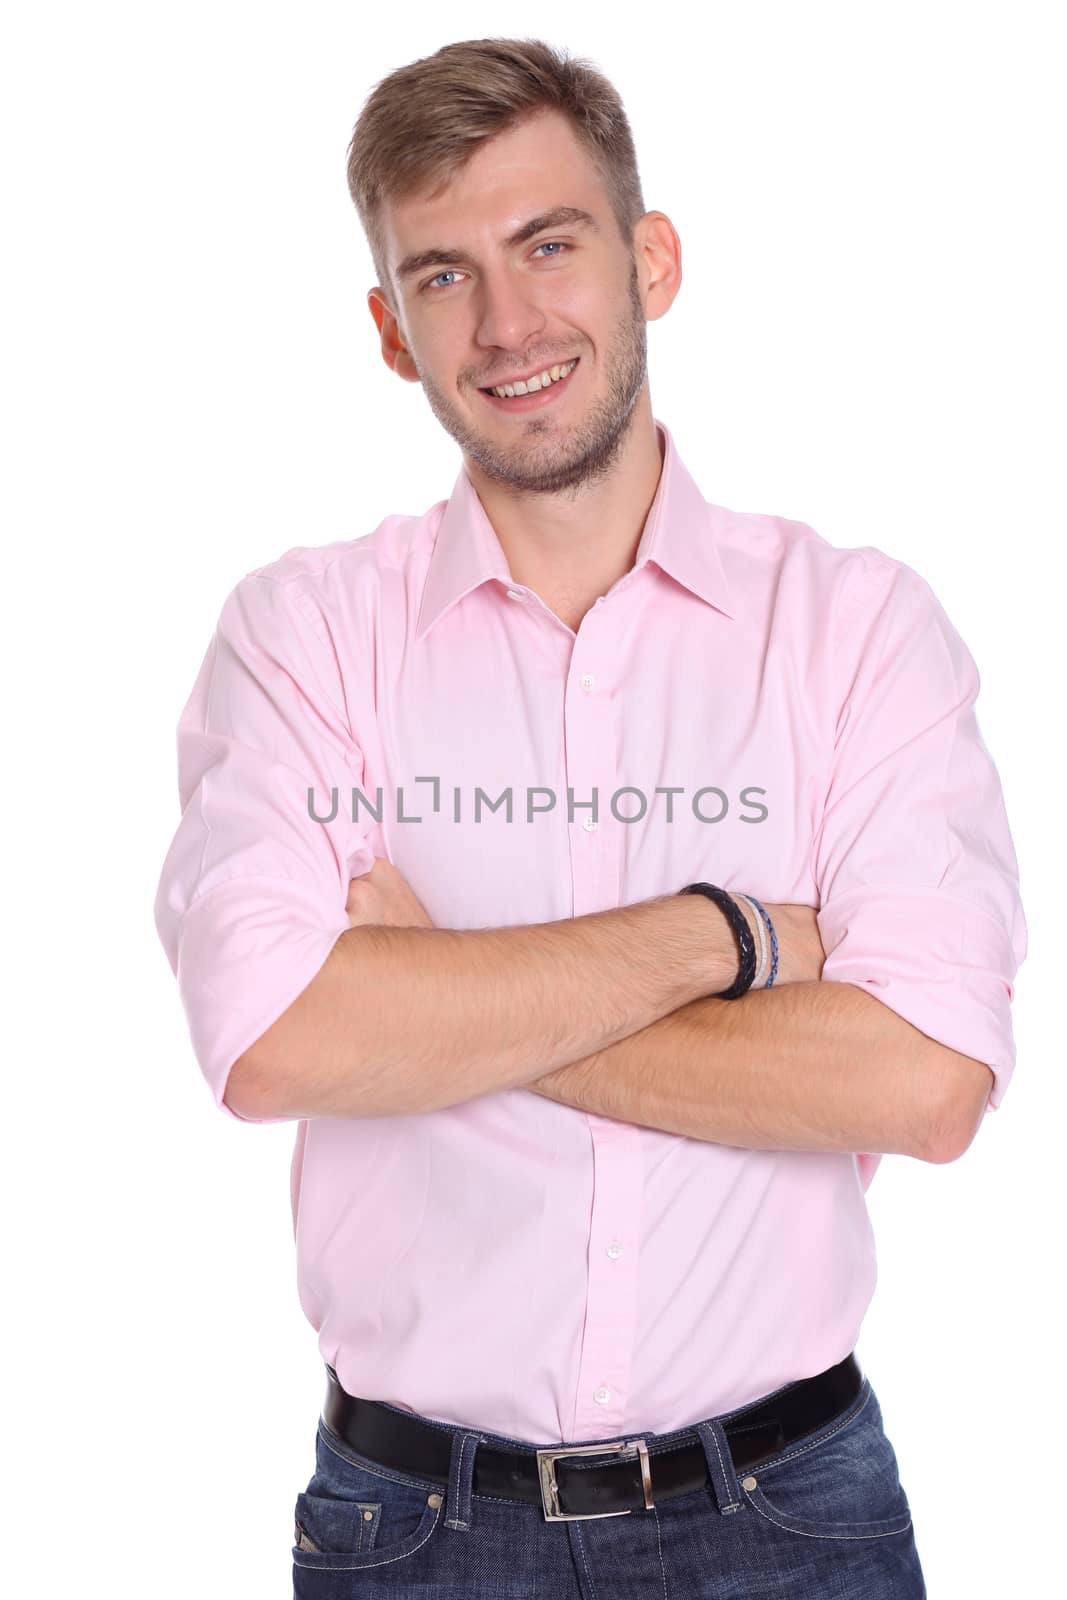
left=478, top=358, right=580, bottom=415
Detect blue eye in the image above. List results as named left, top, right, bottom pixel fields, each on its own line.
left=423, top=240, right=570, bottom=293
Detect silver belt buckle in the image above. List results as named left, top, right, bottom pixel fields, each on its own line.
left=535, top=1437, right=654, bottom=1522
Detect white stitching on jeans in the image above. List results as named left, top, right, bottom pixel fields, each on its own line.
left=444, top=1432, right=478, bottom=1530
left=744, top=1494, right=912, bottom=1542
left=704, top=1425, right=741, bottom=1513
left=651, top=1503, right=668, bottom=1600
left=570, top=1518, right=599, bottom=1600
left=292, top=1500, right=442, bottom=1570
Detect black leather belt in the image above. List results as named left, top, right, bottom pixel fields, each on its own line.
left=322, top=1351, right=864, bottom=1523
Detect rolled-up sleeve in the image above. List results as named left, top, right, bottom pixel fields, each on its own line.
left=153, top=572, right=377, bottom=1121
left=813, top=554, right=1027, bottom=1113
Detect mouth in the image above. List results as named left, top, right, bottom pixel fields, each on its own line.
left=478, top=357, right=580, bottom=415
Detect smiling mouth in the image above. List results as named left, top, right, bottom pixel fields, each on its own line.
left=478, top=357, right=580, bottom=399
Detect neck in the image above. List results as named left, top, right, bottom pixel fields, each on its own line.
left=463, top=393, right=665, bottom=628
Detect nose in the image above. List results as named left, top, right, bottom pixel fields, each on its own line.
left=473, top=264, right=548, bottom=370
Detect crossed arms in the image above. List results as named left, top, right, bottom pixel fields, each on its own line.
left=227, top=866, right=994, bottom=1165
left=166, top=563, right=1018, bottom=1160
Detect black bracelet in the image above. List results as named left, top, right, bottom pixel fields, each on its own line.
left=680, top=882, right=758, bottom=999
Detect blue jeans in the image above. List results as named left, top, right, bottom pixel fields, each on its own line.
left=292, top=1373, right=927, bottom=1596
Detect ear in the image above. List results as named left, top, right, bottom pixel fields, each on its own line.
left=634, top=211, right=682, bottom=324
left=367, top=288, right=420, bottom=382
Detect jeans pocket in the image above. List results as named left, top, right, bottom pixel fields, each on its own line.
left=740, top=1378, right=914, bottom=1541
left=291, top=1421, right=445, bottom=1573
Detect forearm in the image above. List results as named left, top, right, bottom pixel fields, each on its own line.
left=530, top=980, right=956, bottom=1161
left=236, top=894, right=744, bottom=1121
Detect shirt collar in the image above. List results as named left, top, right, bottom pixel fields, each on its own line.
left=415, top=416, right=738, bottom=642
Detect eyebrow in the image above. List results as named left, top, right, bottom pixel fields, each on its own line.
left=394, top=206, right=600, bottom=286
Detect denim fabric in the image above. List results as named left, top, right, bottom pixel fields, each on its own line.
left=291, top=1373, right=926, bottom=1596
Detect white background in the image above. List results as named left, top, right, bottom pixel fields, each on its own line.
left=3, top=3, right=1062, bottom=1594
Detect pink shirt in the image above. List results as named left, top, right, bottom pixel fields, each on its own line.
left=153, top=418, right=1026, bottom=1443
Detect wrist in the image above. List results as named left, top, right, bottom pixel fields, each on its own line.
left=675, top=889, right=760, bottom=1000
left=732, top=892, right=770, bottom=990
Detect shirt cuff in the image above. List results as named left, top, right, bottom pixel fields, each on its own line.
left=175, top=876, right=350, bottom=1122
left=816, top=884, right=1017, bottom=1112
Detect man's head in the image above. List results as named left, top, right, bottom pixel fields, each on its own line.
left=347, top=38, right=680, bottom=496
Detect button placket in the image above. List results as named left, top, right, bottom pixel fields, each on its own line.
left=563, top=612, right=637, bottom=1439
left=570, top=1123, right=642, bottom=1439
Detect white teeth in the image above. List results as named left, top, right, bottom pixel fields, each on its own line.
left=489, top=359, right=577, bottom=399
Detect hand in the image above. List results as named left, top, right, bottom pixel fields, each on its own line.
left=346, top=855, right=436, bottom=931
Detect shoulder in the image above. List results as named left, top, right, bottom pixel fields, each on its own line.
left=224, top=503, right=444, bottom=640
left=707, top=499, right=929, bottom=636
left=247, top=506, right=437, bottom=599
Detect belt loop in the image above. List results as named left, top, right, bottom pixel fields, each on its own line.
left=695, top=1418, right=743, bottom=1515
left=443, top=1428, right=484, bottom=1533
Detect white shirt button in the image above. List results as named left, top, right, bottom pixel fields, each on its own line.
left=593, top=1386, right=611, bottom=1404
left=606, top=1242, right=622, bottom=1259
left=583, top=818, right=598, bottom=832
left=580, top=674, right=596, bottom=693
left=506, top=588, right=524, bottom=600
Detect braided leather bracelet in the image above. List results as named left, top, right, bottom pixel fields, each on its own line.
left=733, top=891, right=769, bottom=987
left=736, top=892, right=778, bottom=989
left=680, top=882, right=757, bottom=999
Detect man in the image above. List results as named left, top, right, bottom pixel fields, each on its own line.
left=153, top=36, right=1025, bottom=1598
